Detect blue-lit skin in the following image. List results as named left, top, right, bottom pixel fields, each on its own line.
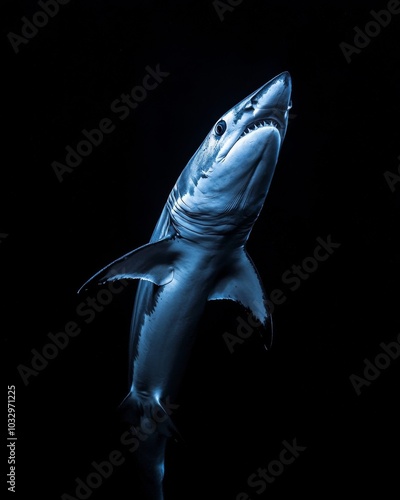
left=79, top=72, right=292, bottom=499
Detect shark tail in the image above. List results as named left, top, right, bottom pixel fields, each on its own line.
left=118, top=390, right=180, bottom=439
left=117, top=390, right=181, bottom=500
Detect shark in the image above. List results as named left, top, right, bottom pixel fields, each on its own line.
left=79, top=71, right=292, bottom=499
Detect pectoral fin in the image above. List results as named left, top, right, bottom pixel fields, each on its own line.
left=78, top=236, right=181, bottom=293
left=208, top=250, right=272, bottom=345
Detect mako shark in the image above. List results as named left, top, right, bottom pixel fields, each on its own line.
left=79, top=71, right=292, bottom=499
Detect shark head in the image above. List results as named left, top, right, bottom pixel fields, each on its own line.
left=171, top=71, right=292, bottom=238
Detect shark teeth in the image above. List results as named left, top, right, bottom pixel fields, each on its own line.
left=240, top=119, right=279, bottom=138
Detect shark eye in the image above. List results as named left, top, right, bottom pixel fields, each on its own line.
left=214, top=120, right=227, bottom=136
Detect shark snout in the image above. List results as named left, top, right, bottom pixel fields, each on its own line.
left=250, top=71, right=292, bottom=113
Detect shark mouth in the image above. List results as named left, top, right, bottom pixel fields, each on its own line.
left=240, top=118, right=280, bottom=139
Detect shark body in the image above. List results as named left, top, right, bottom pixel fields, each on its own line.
left=79, top=71, right=292, bottom=499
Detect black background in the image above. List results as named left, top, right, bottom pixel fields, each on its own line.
left=3, top=1, right=400, bottom=499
